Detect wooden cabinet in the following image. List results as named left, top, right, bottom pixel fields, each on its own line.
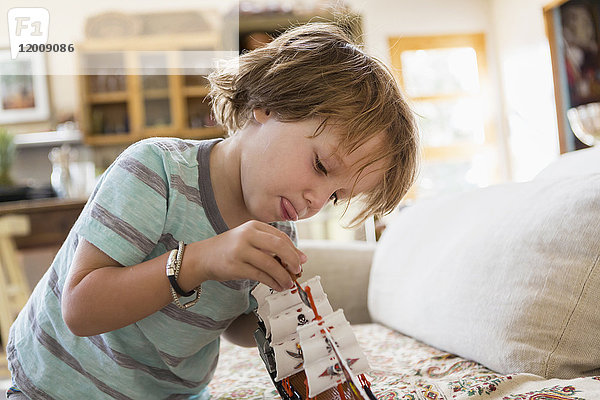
left=78, top=34, right=225, bottom=146
left=236, top=10, right=363, bottom=53
left=0, top=198, right=86, bottom=249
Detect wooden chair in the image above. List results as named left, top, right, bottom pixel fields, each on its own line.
left=0, top=215, right=31, bottom=350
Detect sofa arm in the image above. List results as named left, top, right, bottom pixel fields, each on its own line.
left=298, top=239, right=375, bottom=324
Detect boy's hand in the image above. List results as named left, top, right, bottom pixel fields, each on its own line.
left=190, top=220, right=307, bottom=292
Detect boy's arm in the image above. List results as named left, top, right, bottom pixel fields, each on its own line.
left=222, top=312, right=259, bottom=347
left=62, top=221, right=305, bottom=337
left=62, top=239, right=200, bottom=336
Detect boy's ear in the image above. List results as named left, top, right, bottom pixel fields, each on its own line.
left=252, top=108, right=271, bottom=124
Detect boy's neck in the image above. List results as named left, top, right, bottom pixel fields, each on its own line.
left=209, top=136, right=251, bottom=229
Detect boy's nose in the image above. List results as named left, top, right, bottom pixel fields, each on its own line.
left=304, top=186, right=333, bottom=211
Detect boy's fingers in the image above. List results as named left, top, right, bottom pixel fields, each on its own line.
left=250, top=231, right=303, bottom=275
left=244, top=249, right=294, bottom=291
left=241, top=220, right=306, bottom=275
left=239, top=264, right=285, bottom=292
left=274, top=256, right=302, bottom=281
left=255, top=223, right=304, bottom=248
left=256, top=222, right=306, bottom=260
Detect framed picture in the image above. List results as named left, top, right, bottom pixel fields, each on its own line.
left=561, top=1, right=600, bottom=107
left=0, top=50, right=50, bottom=124
left=544, top=0, right=600, bottom=153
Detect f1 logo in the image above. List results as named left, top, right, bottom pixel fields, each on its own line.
left=7, top=8, right=50, bottom=59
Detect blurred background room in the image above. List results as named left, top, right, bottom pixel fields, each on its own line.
left=0, top=0, right=598, bottom=386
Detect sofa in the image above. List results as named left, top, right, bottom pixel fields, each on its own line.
left=208, top=147, right=600, bottom=399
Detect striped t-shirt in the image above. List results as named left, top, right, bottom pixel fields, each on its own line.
left=7, top=138, right=297, bottom=399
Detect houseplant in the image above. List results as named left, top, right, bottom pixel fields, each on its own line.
left=0, top=128, right=30, bottom=201
left=0, top=127, right=15, bottom=186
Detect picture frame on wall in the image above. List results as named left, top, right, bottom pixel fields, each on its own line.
left=544, top=0, right=600, bottom=153
left=561, top=1, right=600, bottom=107
left=0, top=50, right=50, bottom=124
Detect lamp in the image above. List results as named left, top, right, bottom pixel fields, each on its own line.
left=566, top=102, right=600, bottom=146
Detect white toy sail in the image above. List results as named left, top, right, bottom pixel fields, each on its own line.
left=298, top=309, right=370, bottom=397
left=252, top=276, right=372, bottom=397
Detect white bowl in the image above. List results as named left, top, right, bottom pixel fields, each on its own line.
left=567, top=103, right=600, bottom=146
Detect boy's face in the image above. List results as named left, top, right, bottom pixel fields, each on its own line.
left=238, top=109, right=386, bottom=223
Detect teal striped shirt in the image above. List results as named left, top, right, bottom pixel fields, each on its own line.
left=7, top=138, right=296, bottom=399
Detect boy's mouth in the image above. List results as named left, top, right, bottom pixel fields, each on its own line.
left=280, top=197, right=298, bottom=221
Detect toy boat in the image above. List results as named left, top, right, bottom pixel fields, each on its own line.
left=252, top=276, right=377, bottom=399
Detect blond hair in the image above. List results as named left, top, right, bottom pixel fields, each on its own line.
left=208, top=23, right=419, bottom=225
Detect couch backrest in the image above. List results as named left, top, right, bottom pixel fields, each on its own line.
left=298, top=239, right=375, bottom=324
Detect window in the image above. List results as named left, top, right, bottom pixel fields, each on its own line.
left=389, top=33, right=502, bottom=200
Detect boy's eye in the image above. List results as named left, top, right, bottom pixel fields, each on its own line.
left=314, top=154, right=337, bottom=204
left=330, top=192, right=338, bottom=205
left=314, top=155, right=328, bottom=176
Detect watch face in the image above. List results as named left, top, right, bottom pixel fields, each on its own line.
left=166, top=250, right=178, bottom=276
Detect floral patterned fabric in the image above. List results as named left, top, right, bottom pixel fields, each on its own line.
left=208, top=324, right=600, bottom=399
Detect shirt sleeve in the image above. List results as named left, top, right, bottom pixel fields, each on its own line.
left=75, top=140, right=170, bottom=267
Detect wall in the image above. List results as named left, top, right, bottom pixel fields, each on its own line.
left=490, top=0, right=560, bottom=180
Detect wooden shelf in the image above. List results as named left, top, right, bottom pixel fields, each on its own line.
left=182, top=86, right=210, bottom=97
left=141, top=126, right=176, bottom=136
left=84, top=134, right=139, bottom=146
left=88, top=92, right=128, bottom=103
left=142, top=88, right=170, bottom=99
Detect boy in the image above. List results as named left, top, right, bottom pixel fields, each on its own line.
left=6, top=23, right=418, bottom=399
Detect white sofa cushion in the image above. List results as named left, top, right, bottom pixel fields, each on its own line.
left=368, top=173, right=600, bottom=378
left=535, top=146, right=600, bottom=180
